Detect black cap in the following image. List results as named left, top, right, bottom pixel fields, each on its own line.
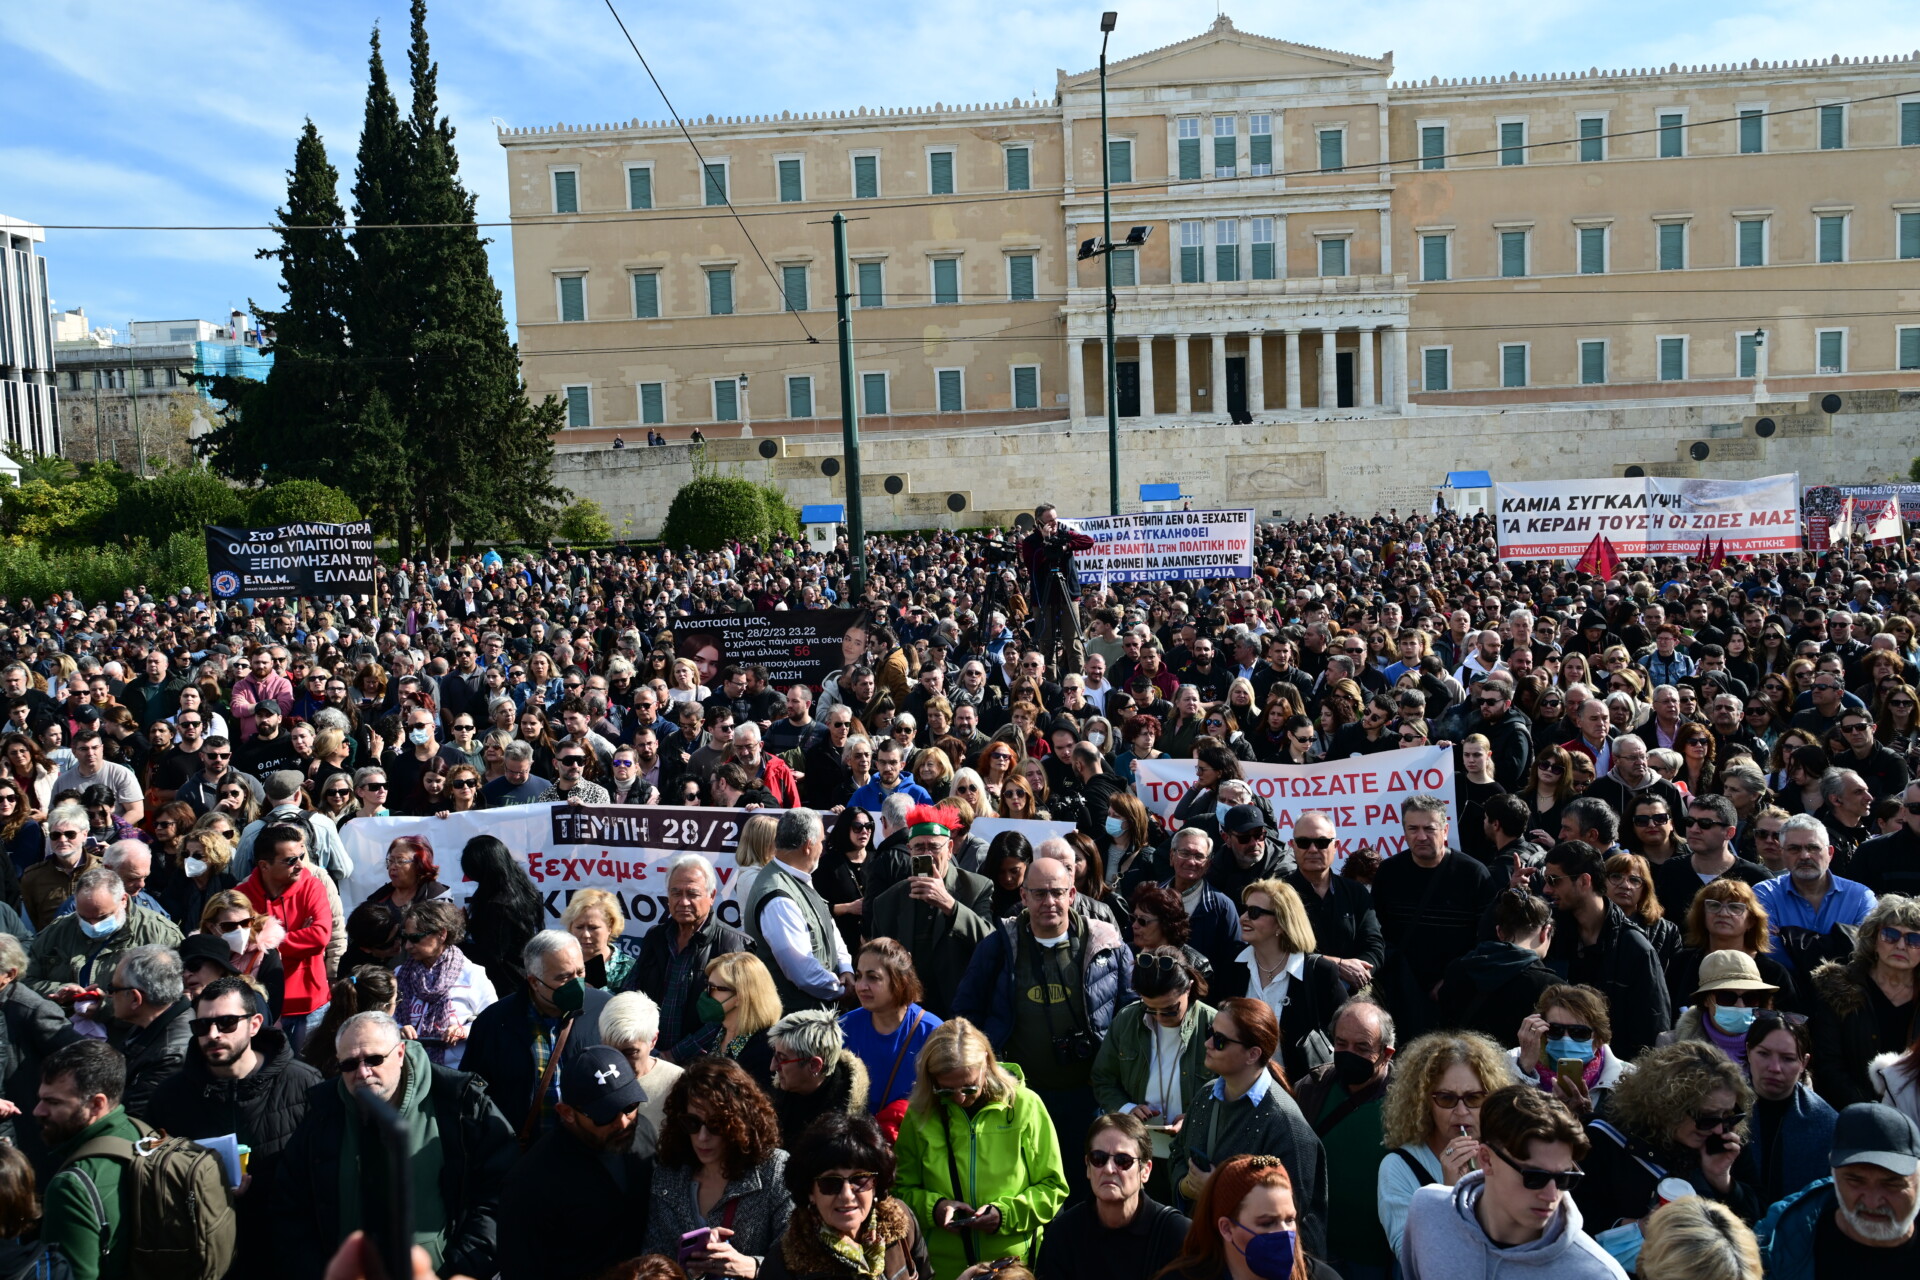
left=1223, top=804, right=1266, bottom=836
left=1831, top=1103, right=1920, bottom=1176
left=562, top=1046, right=647, bottom=1124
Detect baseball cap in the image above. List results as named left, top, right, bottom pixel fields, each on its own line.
left=1831, top=1103, right=1920, bottom=1176
left=1223, top=804, right=1266, bottom=836
left=562, top=1045, right=647, bottom=1125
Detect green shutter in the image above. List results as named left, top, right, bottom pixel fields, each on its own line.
left=788, top=377, right=813, bottom=418
left=930, top=151, right=954, bottom=195
left=713, top=379, right=738, bottom=422
left=1905, top=102, right=1920, bottom=146
left=854, top=155, right=878, bottom=199
left=707, top=269, right=733, bottom=315
left=1249, top=133, right=1272, bottom=169
left=1423, top=349, right=1449, bottom=391
left=1111, top=249, right=1137, bottom=287
left=628, top=167, right=653, bottom=209
left=778, top=159, right=803, bottom=203
left=1579, top=117, right=1603, bottom=162
left=1318, top=130, right=1343, bottom=172
left=1902, top=213, right=1920, bottom=260
left=1180, top=246, right=1203, bottom=283
left=639, top=383, right=664, bottom=424
left=857, top=261, right=883, bottom=307
left=782, top=265, right=808, bottom=312
left=937, top=369, right=962, bottom=412
left=1818, top=330, right=1844, bottom=371
left=703, top=163, right=727, bottom=206
left=1500, top=122, right=1525, bottom=165
left=933, top=259, right=959, bottom=305
left=1108, top=141, right=1133, bottom=184
left=861, top=372, right=887, bottom=415
left=1320, top=238, right=1347, bottom=276
left=1739, top=111, right=1763, bottom=154
left=1421, top=126, right=1445, bottom=170
left=565, top=386, right=590, bottom=427
left=558, top=275, right=585, bottom=322
left=632, top=273, right=659, bottom=318
left=1818, top=217, right=1845, bottom=263
left=1658, top=223, right=1685, bottom=271
left=1251, top=242, right=1275, bottom=280
left=1899, top=327, right=1920, bottom=370
left=1009, top=255, right=1035, bottom=301
left=1006, top=147, right=1030, bottom=191
left=1580, top=341, right=1606, bottom=385
left=1820, top=105, right=1844, bottom=150
left=1013, top=366, right=1039, bottom=409
left=1500, top=231, right=1526, bottom=278
left=1502, top=345, right=1527, bottom=388
left=1659, top=113, right=1684, bottom=157
left=1738, top=220, right=1765, bottom=267
left=1178, top=137, right=1201, bottom=180
left=1579, top=227, right=1605, bottom=274
left=1216, top=244, right=1238, bottom=282
left=1659, top=338, right=1685, bottom=382
left=1739, top=333, right=1760, bottom=378
left=1422, top=235, right=1448, bottom=282
left=1214, top=135, right=1235, bottom=175
left=553, top=170, right=578, bottom=213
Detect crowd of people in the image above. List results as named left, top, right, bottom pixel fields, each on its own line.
left=0, top=501, right=1915, bottom=1280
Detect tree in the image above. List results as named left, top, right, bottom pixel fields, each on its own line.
left=556, top=498, right=614, bottom=544
left=103, top=470, right=244, bottom=544
left=659, top=476, right=779, bottom=551
left=247, top=480, right=362, bottom=527
left=0, top=471, right=122, bottom=548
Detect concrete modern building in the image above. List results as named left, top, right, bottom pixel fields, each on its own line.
left=0, top=215, right=58, bottom=457
left=498, top=15, right=1920, bottom=446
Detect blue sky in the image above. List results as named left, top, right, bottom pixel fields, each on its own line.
left=6, top=0, right=1918, bottom=341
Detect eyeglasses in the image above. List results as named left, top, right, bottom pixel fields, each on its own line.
left=338, top=1047, right=400, bottom=1074
left=1292, top=836, right=1333, bottom=850
left=1086, top=1149, right=1140, bottom=1171
left=1881, top=926, right=1920, bottom=948
left=1689, top=1109, right=1745, bottom=1133
left=1489, top=1144, right=1584, bottom=1191
left=188, top=1014, right=249, bottom=1037
left=934, top=1083, right=983, bottom=1100
left=1239, top=902, right=1277, bottom=921
left=1605, top=873, right=1644, bottom=889
left=1544, top=1021, right=1594, bottom=1042
left=1206, top=1028, right=1254, bottom=1051
left=1632, top=813, right=1671, bottom=826
left=813, top=1173, right=876, bottom=1196
left=1429, top=1089, right=1490, bottom=1109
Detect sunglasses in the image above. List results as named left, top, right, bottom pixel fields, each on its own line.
left=1632, top=813, right=1671, bottom=826
left=1689, top=1110, right=1745, bottom=1133
left=1087, top=1149, right=1140, bottom=1171
left=189, top=1013, right=249, bottom=1037
left=401, top=931, right=439, bottom=944
left=1544, top=1021, right=1594, bottom=1042
left=1490, top=1144, right=1584, bottom=1191
left=1430, top=1089, right=1489, bottom=1109
left=361, top=782, right=389, bottom=792
left=1882, top=926, right=1920, bottom=948
left=813, top=1173, right=876, bottom=1196
left=934, top=1083, right=983, bottom=1100
left=1206, top=1029, right=1254, bottom=1051
left=339, top=1047, right=400, bottom=1074
left=1536, top=762, right=1564, bottom=775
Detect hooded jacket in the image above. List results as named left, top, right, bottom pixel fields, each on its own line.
left=1438, top=939, right=1560, bottom=1047
left=769, top=1048, right=871, bottom=1150
left=1478, top=705, right=1536, bottom=791
left=1755, top=1177, right=1836, bottom=1280
left=1401, top=1170, right=1627, bottom=1280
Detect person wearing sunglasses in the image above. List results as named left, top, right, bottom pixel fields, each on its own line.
left=1657, top=950, right=1780, bottom=1071
left=748, top=1110, right=925, bottom=1280
left=1801, top=895, right=1920, bottom=1110
left=1402, top=1085, right=1618, bottom=1279
left=1377, top=1029, right=1513, bottom=1256
left=1034, top=1112, right=1191, bottom=1280
left=1088, top=947, right=1213, bottom=1203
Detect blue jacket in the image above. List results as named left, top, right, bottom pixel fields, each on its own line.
left=954, top=913, right=1133, bottom=1052
left=848, top=776, right=932, bottom=813
left=1756, top=1178, right=1834, bottom=1280
left=1161, top=876, right=1242, bottom=972
left=1748, top=1083, right=1838, bottom=1208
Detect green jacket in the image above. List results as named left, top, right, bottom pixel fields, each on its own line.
left=44, top=1107, right=144, bottom=1280
left=1090, top=997, right=1217, bottom=1117
left=27, top=906, right=185, bottom=1004
left=894, top=1064, right=1069, bottom=1279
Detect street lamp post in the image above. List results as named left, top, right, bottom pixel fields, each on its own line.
left=1099, top=11, right=1119, bottom=516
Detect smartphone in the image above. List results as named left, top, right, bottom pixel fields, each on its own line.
left=679, top=1228, right=714, bottom=1262
left=912, top=853, right=936, bottom=878
left=353, top=1087, right=412, bottom=1280
left=1556, top=1058, right=1585, bottom=1090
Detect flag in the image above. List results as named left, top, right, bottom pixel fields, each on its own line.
left=1710, top=539, right=1728, bottom=570
left=1697, top=534, right=1713, bottom=562
left=1574, top=535, right=1605, bottom=576
left=1832, top=496, right=1857, bottom=546
left=1576, top=534, right=1622, bottom=579
left=1866, top=496, right=1904, bottom=544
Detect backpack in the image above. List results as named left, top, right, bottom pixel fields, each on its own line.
left=61, top=1120, right=237, bottom=1280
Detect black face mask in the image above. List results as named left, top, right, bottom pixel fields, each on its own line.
left=1330, top=1050, right=1377, bottom=1088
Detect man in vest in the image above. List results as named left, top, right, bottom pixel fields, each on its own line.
left=744, top=809, right=852, bottom=1013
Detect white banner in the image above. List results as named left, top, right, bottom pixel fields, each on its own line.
left=1133, top=746, right=1459, bottom=863
left=1494, top=473, right=1801, bottom=561
left=1063, top=508, right=1256, bottom=583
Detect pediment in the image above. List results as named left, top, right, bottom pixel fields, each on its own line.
left=1060, top=16, right=1390, bottom=92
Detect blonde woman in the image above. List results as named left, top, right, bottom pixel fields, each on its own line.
left=1638, top=1196, right=1762, bottom=1280
left=1216, top=878, right=1349, bottom=1081
left=724, top=812, right=780, bottom=919
left=1376, top=1030, right=1514, bottom=1255
left=665, top=949, right=781, bottom=1077
left=666, top=657, right=709, bottom=706
left=563, top=887, right=634, bottom=990
left=197, top=888, right=287, bottom=1020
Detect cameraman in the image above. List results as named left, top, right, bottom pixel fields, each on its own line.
left=1021, top=503, right=1097, bottom=677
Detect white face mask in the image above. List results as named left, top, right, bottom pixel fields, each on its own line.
left=220, top=926, right=249, bottom=955
left=183, top=857, right=209, bottom=879
left=1087, top=731, right=1105, bottom=748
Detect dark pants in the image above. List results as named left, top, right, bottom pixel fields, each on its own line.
left=1033, top=1084, right=1099, bottom=1205
left=1034, top=590, right=1084, bottom=677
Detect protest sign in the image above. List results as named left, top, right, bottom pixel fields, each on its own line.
left=1062, top=508, right=1255, bottom=583
left=1133, top=746, right=1458, bottom=864
left=1804, top=483, right=1920, bottom=549
left=671, top=610, right=865, bottom=687
left=205, top=522, right=378, bottom=598
left=1493, top=474, right=1800, bottom=561
left=969, top=817, right=1080, bottom=849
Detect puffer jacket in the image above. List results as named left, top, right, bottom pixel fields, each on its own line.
left=769, top=1049, right=871, bottom=1150
left=1810, top=956, right=1920, bottom=1109
left=893, top=1063, right=1069, bottom=1278
left=1755, top=1177, right=1835, bottom=1280
left=952, top=912, right=1133, bottom=1052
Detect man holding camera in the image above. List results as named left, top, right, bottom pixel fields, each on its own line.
left=1021, top=503, right=1097, bottom=677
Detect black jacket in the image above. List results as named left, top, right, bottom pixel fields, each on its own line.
left=1211, top=952, right=1351, bottom=1083
left=497, top=1119, right=656, bottom=1280
left=1437, top=940, right=1560, bottom=1048
left=632, top=912, right=752, bottom=1043
left=1283, top=872, right=1384, bottom=970
left=462, top=986, right=611, bottom=1136
left=1035, top=1192, right=1191, bottom=1280
left=0, top=979, right=80, bottom=1173
left=799, top=739, right=854, bottom=810
left=1546, top=900, right=1672, bottom=1057
left=1477, top=706, right=1535, bottom=790
left=1810, top=957, right=1920, bottom=1109
left=112, top=997, right=192, bottom=1122
left=462, top=893, right=542, bottom=994
left=1850, top=826, right=1920, bottom=898
left=1204, top=837, right=1294, bottom=905
left=275, top=1058, right=516, bottom=1280
left=1650, top=855, right=1772, bottom=923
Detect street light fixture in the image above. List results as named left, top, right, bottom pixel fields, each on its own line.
left=1097, top=11, right=1120, bottom=514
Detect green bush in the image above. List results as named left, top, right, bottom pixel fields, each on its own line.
left=246, top=479, right=362, bottom=528
left=659, top=475, right=777, bottom=551
left=104, top=469, right=245, bottom=544
left=556, top=498, right=614, bottom=544
left=0, top=471, right=122, bottom=548
left=0, top=531, right=208, bottom=601
left=759, top=484, right=801, bottom=540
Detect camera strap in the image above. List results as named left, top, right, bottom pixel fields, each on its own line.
left=938, top=1106, right=979, bottom=1266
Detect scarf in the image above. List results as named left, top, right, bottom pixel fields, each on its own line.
left=397, top=944, right=469, bottom=1059
left=817, top=1223, right=887, bottom=1280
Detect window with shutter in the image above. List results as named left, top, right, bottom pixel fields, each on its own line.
left=1738, top=333, right=1761, bottom=378
left=933, top=259, right=959, bottom=305
left=632, top=273, right=659, bottom=319
left=937, top=369, right=963, bottom=413
left=1659, top=113, right=1684, bottom=157
left=1738, top=220, right=1765, bottom=267
left=857, top=262, right=884, bottom=308
left=930, top=151, right=954, bottom=195
left=558, top=275, right=586, bottom=322
left=1578, top=227, right=1605, bottom=275
left=703, top=163, right=727, bottom=206
left=1820, top=105, right=1844, bottom=149
left=1579, top=117, right=1604, bottom=162
left=1818, top=216, right=1845, bottom=263
left=1423, top=349, right=1449, bottom=391
left=639, top=383, right=664, bottom=424
left=1214, top=117, right=1236, bottom=177
left=1110, top=249, right=1137, bottom=286
left=1215, top=222, right=1239, bottom=282
left=713, top=379, right=738, bottom=422
left=1905, top=102, right=1920, bottom=146
left=1251, top=218, right=1276, bottom=281
left=564, top=386, right=590, bottom=427
left=1180, top=222, right=1204, bottom=283
left=1899, top=327, right=1920, bottom=370
left=1500, top=121, right=1525, bottom=166
left=1902, top=213, right=1920, bottom=260
left=1658, top=223, right=1686, bottom=271
left=788, top=376, right=813, bottom=418
left=778, top=159, right=803, bottom=203
left=1005, top=147, right=1031, bottom=191
left=1580, top=341, right=1606, bottom=385
left=1421, top=235, right=1448, bottom=282
left=782, top=265, right=808, bottom=312
left=628, top=167, right=653, bottom=210
left=1108, top=140, right=1133, bottom=184
left=707, top=269, right=733, bottom=316
left=1659, top=338, right=1686, bottom=382
left=854, top=155, right=878, bottom=199
left=1739, top=110, right=1764, bottom=154
left=1818, top=330, right=1844, bottom=372
left=1249, top=116, right=1272, bottom=174
left=1178, top=118, right=1201, bottom=180
left=553, top=170, right=578, bottom=213
left=1320, top=238, right=1348, bottom=277
left=862, top=372, right=888, bottom=415
left=1008, top=255, right=1035, bottom=301
left=1013, top=366, right=1039, bottom=409
left=1501, top=345, right=1527, bottom=388
left=1500, top=231, right=1527, bottom=278
left=1318, top=129, right=1344, bottom=172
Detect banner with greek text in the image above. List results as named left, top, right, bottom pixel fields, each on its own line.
left=671, top=611, right=864, bottom=688
left=1132, top=746, right=1459, bottom=863
left=205, top=522, right=379, bottom=598
left=1493, top=474, right=1801, bottom=561
left=1804, top=483, right=1920, bottom=549
left=1062, top=508, right=1256, bottom=583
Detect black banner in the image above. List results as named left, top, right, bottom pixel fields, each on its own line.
left=205, top=523, right=379, bottom=599
left=670, top=610, right=864, bottom=687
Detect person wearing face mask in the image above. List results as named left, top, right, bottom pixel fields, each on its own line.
left=462, top=930, right=610, bottom=1144
left=25, top=864, right=182, bottom=1027
left=1657, top=950, right=1780, bottom=1069
left=1159, top=1152, right=1341, bottom=1280
left=1291, top=997, right=1397, bottom=1280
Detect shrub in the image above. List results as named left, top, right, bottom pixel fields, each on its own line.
left=759, top=484, right=801, bottom=540
left=659, top=476, right=776, bottom=551
left=246, top=479, right=362, bottom=528
left=0, top=532, right=207, bottom=601
left=556, top=498, right=614, bottom=544
left=0, top=471, right=122, bottom=548
left=104, top=469, right=244, bottom=544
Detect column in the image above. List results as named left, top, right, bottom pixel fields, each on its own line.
left=1210, top=331, right=1227, bottom=416
left=1136, top=337, right=1156, bottom=418
left=1248, top=331, right=1266, bottom=414
left=1174, top=334, right=1192, bottom=415
left=1389, top=323, right=1410, bottom=409
left=1318, top=326, right=1338, bottom=409
left=1284, top=328, right=1302, bottom=410
left=1068, top=337, right=1088, bottom=424
left=1358, top=325, right=1377, bottom=408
